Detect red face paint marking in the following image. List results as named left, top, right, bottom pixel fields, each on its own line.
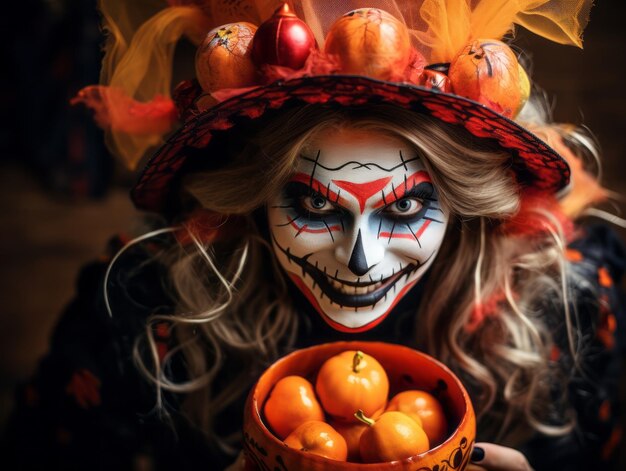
left=289, top=219, right=341, bottom=234
left=290, top=173, right=346, bottom=206
left=333, top=177, right=392, bottom=213
left=379, top=219, right=432, bottom=240
left=288, top=273, right=419, bottom=333
left=372, top=170, right=431, bottom=209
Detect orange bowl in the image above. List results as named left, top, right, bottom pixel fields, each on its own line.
left=243, top=341, right=476, bottom=470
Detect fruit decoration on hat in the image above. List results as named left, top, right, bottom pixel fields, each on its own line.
left=71, top=0, right=594, bottom=211
left=324, top=8, right=415, bottom=81
left=195, top=22, right=258, bottom=94
left=251, top=3, right=317, bottom=72
left=448, top=39, right=531, bottom=119
left=417, top=67, right=451, bottom=93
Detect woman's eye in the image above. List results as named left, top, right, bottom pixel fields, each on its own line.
left=384, top=198, right=423, bottom=217
left=301, top=194, right=334, bottom=213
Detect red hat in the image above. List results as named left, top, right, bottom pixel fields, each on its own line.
left=73, top=0, right=593, bottom=214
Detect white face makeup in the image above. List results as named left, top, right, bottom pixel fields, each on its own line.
left=268, top=129, right=448, bottom=332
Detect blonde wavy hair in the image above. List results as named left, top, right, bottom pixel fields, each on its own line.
left=124, top=104, right=594, bottom=452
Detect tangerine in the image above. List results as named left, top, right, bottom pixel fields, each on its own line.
left=263, top=375, right=324, bottom=439
left=386, top=389, right=448, bottom=446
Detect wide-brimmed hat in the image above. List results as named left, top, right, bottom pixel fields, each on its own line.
left=73, top=0, right=593, bottom=215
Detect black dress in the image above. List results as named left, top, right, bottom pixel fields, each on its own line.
left=2, top=225, right=624, bottom=470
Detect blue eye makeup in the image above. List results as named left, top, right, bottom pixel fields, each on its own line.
left=274, top=180, right=442, bottom=243
left=274, top=182, right=347, bottom=239
left=373, top=182, right=444, bottom=243
left=280, top=182, right=344, bottom=220
left=379, top=182, right=434, bottom=223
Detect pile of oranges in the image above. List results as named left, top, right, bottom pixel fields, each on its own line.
left=263, top=350, right=448, bottom=463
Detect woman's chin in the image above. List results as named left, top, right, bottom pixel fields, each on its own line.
left=320, top=304, right=390, bottom=331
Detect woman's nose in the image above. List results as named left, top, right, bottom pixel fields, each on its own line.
left=335, top=225, right=385, bottom=277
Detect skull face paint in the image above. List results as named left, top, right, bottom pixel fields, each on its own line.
left=268, top=129, right=448, bottom=332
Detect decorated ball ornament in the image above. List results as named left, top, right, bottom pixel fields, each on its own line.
left=324, top=8, right=412, bottom=81
left=195, top=22, right=257, bottom=93
left=448, top=39, right=530, bottom=119
left=417, top=69, right=452, bottom=93
left=251, top=3, right=317, bottom=71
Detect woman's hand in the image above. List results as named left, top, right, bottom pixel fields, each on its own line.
left=467, top=443, right=534, bottom=471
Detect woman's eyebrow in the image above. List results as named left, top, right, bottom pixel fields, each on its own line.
left=288, top=172, right=347, bottom=206
left=371, top=171, right=432, bottom=208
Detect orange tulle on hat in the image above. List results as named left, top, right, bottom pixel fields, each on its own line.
left=74, top=0, right=283, bottom=170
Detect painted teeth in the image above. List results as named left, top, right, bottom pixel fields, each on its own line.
left=328, top=277, right=383, bottom=295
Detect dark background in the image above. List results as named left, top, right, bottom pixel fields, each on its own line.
left=0, top=0, right=624, bottom=468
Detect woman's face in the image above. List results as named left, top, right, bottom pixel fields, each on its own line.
left=267, top=128, right=448, bottom=332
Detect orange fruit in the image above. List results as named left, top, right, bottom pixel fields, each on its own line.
left=195, top=22, right=257, bottom=93
left=284, top=421, right=348, bottom=461
left=315, top=350, right=389, bottom=422
left=448, top=39, right=526, bottom=119
left=386, top=389, right=448, bottom=446
left=356, top=410, right=430, bottom=462
left=330, top=419, right=368, bottom=462
left=263, top=375, right=324, bottom=439
left=324, top=9, right=411, bottom=80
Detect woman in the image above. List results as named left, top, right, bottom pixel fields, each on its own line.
left=4, top=1, right=624, bottom=470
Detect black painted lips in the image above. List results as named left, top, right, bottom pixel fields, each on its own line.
left=313, top=264, right=416, bottom=308
left=273, top=235, right=420, bottom=308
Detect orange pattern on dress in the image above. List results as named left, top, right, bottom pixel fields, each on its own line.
left=65, top=369, right=101, bottom=409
